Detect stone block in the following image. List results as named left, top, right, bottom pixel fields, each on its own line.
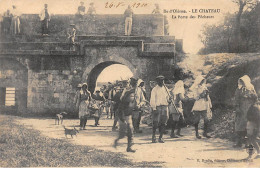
left=38, top=73, right=48, bottom=81
left=62, top=70, right=71, bottom=75
left=48, top=74, right=53, bottom=82
left=54, top=93, right=59, bottom=98
left=144, top=43, right=175, bottom=52
left=31, top=87, right=36, bottom=93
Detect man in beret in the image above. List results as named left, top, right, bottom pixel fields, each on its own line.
left=150, top=75, right=170, bottom=143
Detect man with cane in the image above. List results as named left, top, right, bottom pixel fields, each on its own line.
left=150, top=75, right=171, bottom=143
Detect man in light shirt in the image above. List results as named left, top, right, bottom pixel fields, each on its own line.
left=150, top=75, right=170, bottom=143
left=124, top=5, right=133, bottom=36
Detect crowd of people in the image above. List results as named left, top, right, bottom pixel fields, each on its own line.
left=72, top=74, right=260, bottom=158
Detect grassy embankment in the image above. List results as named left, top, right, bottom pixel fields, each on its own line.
left=0, top=115, right=162, bottom=168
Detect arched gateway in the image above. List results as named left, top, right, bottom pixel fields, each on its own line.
left=83, top=61, right=136, bottom=93
left=0, top=14, right=182, bottom=116
left=82, top=50, right=137, bottom=93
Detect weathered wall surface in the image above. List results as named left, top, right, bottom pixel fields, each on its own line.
left=27, top=70, right=75, bottom=114
left=26, top=56, right=85, bottom=115
left=0, top=58, right=28, bottom=114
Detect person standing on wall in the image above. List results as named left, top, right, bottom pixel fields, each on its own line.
left=150, top=75, right=170, bottom=143
left=87, top=2, right=96, bottom=22
left=10, top=5, right=20, bottom=35
left=87, top=3, right=96, bottom=15
left=67, top=24, right=76, bottom=51
left=2, top=9, right=12, bottom=35
left=39, top=4, right=50, bottom=36
left=124, top=5, right=133, bottom=36
left=77, top=1, right=86, bottom=19
left=152, top=4, right=161, bottom=14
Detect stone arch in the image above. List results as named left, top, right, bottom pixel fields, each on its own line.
left=82, top=56, right=137, bottom=93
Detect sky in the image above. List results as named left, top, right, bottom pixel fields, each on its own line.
left=96, top=64, right=133, bottom=83
left=0, top=0, right=238, bottom=53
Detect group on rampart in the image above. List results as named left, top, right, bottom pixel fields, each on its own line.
left=0, top=3, right=169, bottom=38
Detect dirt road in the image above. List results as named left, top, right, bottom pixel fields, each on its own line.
left=16, top=116, right=260, bottom=168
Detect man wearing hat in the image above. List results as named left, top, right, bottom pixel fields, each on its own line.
left=39, top=4, right=50, bottom=36
left=67, top=24, right=76, bottom=51
left=87, top=3, right=96, bottom=15
left=107, top=83, right=116, bottom=119
left=150, top=75, right=170, bottom=143
left=10, top=5, right=21, bottom=35
left=77, top=1, right=85, bottom=18
left=111, top=80, right=129, bottom=131
left=152, top=3, right=161, bottom=14
left=114, top=77, right=137, bottom=152
left=124, top=5, right=134, bottom=36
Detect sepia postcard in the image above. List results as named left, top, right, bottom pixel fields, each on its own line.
left=0, top=0, right=260, bottom=168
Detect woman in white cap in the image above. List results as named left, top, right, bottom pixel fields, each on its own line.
left=77, top=83, right=92, bottom=130
left=190, top=76, right=212, bottom=139
left=132, top=79, right=146, bottom=133
left=169, top=80, right=185, bottom=138
left=234, top=75, right=257, bottom=148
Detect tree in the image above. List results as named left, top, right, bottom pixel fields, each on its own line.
left=198, top=1, right=259, bottom=54
left=232, top=0, right=257, bottom=52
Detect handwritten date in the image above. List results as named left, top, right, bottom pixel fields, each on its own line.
left=105, top=2, right=148, bottom=8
